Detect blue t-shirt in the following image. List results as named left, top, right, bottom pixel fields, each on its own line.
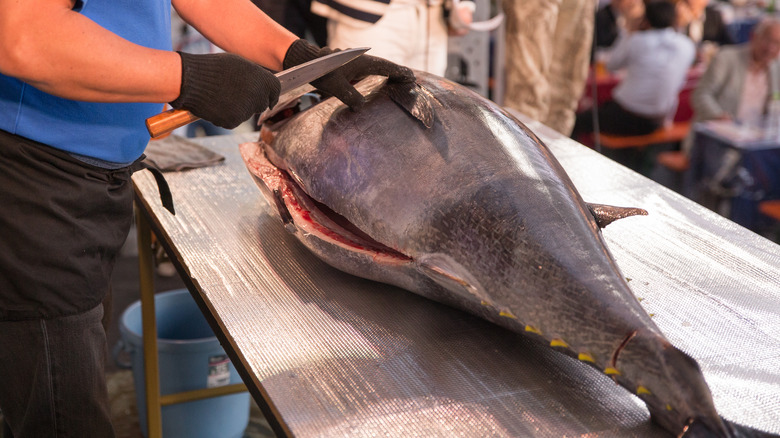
left=0, top=0, right=171, bottom=163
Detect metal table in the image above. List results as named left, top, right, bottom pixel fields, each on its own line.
left=133, top=112, right=780, bottom=437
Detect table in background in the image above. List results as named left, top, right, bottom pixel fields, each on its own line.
left=686, top=120, right=780, bottom=232
left=133, top=117, right=780, bottom=437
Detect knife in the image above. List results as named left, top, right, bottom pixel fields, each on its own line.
left=145, top=47, right=369, bottom=139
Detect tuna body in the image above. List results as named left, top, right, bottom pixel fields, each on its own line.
left=240, top=72, right=733, bottom=437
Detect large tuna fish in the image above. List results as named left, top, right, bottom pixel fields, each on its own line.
left=239, top=71, right=770, bottom=437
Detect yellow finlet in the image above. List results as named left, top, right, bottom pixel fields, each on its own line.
left=578, top=352, right=595, bottom=363
left=666, top=404, right=673, bottom=411
left=550, top=338, right=569, bottom=348
left=480, top=300, right=492, bottom=307
left=637, top=386, right=652, bottom=396
left=499, top=310, right=517, bottom=319
left=604, top=367, right=621, bottom=375
left=524, top=325, right=542, bottom=335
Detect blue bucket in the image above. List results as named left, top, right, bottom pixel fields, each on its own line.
left=118, top=289, right=250, bottom=438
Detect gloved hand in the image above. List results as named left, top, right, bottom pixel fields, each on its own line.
left=283, top=39, right=415, bottom=111
left=170, top=51, right=281, bottom=129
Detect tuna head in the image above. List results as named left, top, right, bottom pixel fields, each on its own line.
left=240, top=71, right=741, bottom=438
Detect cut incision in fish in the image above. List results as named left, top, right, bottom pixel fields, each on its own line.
left=240, top=141, right=411, bottom=265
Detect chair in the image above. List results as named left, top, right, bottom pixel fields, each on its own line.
left=758, top=200, right=780, bottom=222
left=592, top=121, right=692, bottom=177
left=656, top=150, right=690, bottom=172
left=597, top=121, right=691, bottom=150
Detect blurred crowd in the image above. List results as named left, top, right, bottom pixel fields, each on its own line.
left=578, top=0, right=780, bottom=238
left=579, top=0, right=780, bottom=140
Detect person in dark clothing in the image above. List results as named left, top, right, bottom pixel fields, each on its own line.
left=675, top=0, right=735, bottom=46
left=594, top=0, right=645, bottom=50
left=253, top=0, right=328, bottom=47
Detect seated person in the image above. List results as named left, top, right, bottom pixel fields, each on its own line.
left=573, top=1, right=696, bottom=138
left=684, top=16, right=780, bottom=151
left=674, top=0, right=735, bottom=46
left=594, top=0, right=645, bottom=51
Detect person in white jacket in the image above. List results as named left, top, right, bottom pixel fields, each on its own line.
left=311, top=0, right=474, bottom=76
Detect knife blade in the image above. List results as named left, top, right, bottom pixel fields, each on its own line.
left=145, top=47, right=369, bottom=139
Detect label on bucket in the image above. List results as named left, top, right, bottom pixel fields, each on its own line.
left=207, top=354, right=231, bottom=388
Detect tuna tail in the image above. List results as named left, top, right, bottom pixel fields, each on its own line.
left=683, top=418, right=780, bottom=438
left=615, top=332, right=729, bottom=437
left=587, top=203, right=648, bottom=228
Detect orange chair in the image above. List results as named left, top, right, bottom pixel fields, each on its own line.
left=597, top=121, right=691, bottom=150
left=758, top=200, right=780, bottom=222
left=656, top=150, right=690, bottom=172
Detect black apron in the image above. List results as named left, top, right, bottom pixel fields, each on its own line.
left=0, top=129, right=172, bottom=321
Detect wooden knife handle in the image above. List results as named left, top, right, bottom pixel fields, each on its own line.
left=146, top=109, right=201, bottom=139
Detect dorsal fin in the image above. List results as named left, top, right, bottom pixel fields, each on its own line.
left=382, top=81, right=435, bottom=128
left=587, top=203, right=648, bottom=228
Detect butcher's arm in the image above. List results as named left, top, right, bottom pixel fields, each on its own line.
left=173, top=0, right=299, bottom=71
left=0, top=0, right=180, bottom=103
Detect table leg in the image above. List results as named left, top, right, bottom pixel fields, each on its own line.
left=136, top=210, right=163, bottom=438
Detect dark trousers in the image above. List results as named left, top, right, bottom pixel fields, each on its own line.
left=0, top=130, right=136, bottom=437
left=572, top=100, right=664, bottom=138
left=0, top=305, right=115, bottom=438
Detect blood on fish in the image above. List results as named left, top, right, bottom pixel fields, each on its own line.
left=276, top=165, right=411, bottom=264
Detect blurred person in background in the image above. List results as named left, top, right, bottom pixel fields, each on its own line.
left=572, top=0, right=696, bottom=137
left=684, top=16, right=780, bottom=151
left=594, top=0, right=646, bottom=51
left=253, top=0, right=328, bottom=47
left=310, top=0, right=475, bottom=76
left=502, top=0, right=598, bottom=136
left=674, top=0, right=735, bottom=46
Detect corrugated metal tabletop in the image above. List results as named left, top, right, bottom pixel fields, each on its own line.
left=132, top=113, right=780, bottom=437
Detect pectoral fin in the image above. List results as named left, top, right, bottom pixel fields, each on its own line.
left=418, top=254, right=489, bottom=302
left=587, top=203, right=648, bottom=228
left=272, top=189, right=296, bottom=233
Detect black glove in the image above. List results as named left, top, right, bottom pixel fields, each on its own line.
left=283, top=39, right=415, bottom=111
left=170, top=51, right=281, bottom=129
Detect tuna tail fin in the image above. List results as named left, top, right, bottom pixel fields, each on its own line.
left=587, top=203, right=648, bottom=228
left=683, top=418, right=779, bottom=438
left=721, top=418, right=780, bottom=438
left=382, top=81, right=436, bottom=128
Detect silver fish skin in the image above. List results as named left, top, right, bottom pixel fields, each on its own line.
left=240, top=72, right=733, bottom=437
